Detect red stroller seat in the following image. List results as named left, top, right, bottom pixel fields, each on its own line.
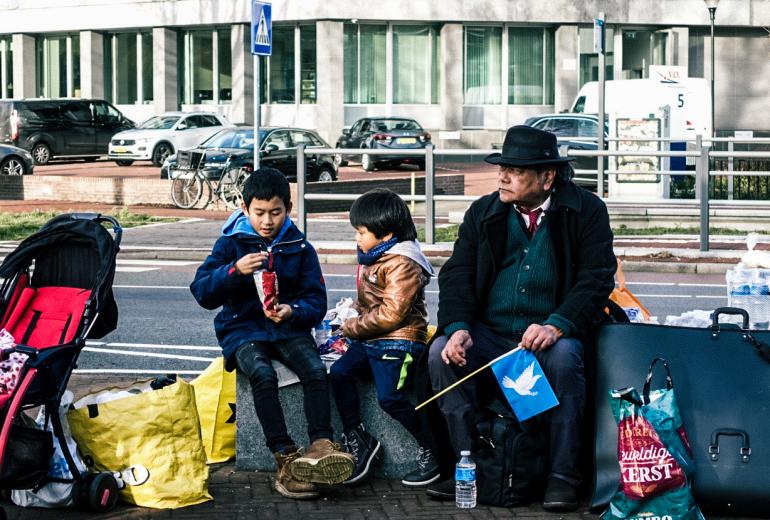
left=0, top=287, right=91, bottom=409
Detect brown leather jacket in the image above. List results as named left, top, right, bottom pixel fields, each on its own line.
left=342, top=253, right=431, bottom=343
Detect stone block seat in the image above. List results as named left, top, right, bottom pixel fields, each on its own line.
left=235, top=358, right=422, bottom=478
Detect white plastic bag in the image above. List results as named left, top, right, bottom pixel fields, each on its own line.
left=11, top=390, right=87, bottom=508
left=323, top=297, right=359, bottom=326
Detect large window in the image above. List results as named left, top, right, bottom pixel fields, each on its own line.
left=621, top=29, right=668, bottom=79
left=180, top=28, right=232, bottom=104
left=36, top=34, right=80, bottom=98
left=104, top=32, right=153, bottom=104
left=344, top=24, right=386, bottom=104
left=393, top=25, right=439, bottom=104
left=579, top=26, right=614, bottom=87
left=0, top=37, right=12, bottom=98
left=508, top=27, right=554, bottom=104
left=259, top=25, right=316, bottom=104
left=464, top=27, right=502, bottom=104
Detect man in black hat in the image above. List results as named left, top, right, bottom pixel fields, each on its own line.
left=426, top=125, right=616, bottom=510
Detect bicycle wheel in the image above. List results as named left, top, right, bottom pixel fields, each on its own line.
left=171, top=175, right=204, bottom=209
left=219, top=168, right=250, bottom=210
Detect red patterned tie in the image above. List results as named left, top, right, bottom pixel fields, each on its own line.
left=519, top=207, right=543, bottom=237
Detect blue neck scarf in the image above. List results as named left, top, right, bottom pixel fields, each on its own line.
left=357, top=237, right=399, bottom=265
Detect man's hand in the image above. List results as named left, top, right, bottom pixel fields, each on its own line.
left=441, top=330, right=473, bottom=366
left=234, top=252, right=268, bottom=276
left=265, top=303, right=292, bottom=323
left=519, top=324, right=563, bottom=352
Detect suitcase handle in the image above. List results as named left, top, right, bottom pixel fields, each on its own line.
left=711, top=307, right=750, bottom=335
left=709, top=428, right=751, bottom=463
left=642, top=357, right=674, bottom=405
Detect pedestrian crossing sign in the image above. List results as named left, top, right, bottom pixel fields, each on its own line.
left=251, top=1, right=272, bottom=56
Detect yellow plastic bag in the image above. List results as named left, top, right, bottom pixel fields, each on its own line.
left=191, top=357, right=236, bottom=463
left=67, top=380, right=212, bottom=509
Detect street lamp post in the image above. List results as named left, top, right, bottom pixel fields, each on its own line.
left=704, top=0, right=719, bottom=138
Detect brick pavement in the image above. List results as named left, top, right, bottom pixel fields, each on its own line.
left=1, top=374, right=598, bottom=520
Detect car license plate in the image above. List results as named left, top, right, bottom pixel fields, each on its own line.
left=113, top=146, right=128, bottom=153
left=397, top=137, right=416, bottom=145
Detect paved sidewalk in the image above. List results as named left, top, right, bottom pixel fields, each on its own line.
left=1, top=375, right=751, bottom=520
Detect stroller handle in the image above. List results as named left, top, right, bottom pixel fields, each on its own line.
left=70, top=213, right=123, bottom=248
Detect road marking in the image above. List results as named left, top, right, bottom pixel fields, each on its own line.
left=695, top=295, right=727, bottom=299
left=73, top=369, right=204, bottom=375
left=117, top=259, right=198, bottom=266
left=328, top=288, right=439, bottom=295
left=678, top=283, right=726, bottom=288
left=114, top=285, right=190, bottom=289
left=82, top=346, right=215, bottom=362
left=634, top=294, right=692, bottom=298
left=624, top=282, right=676, bottom=286
left=116, top=267, right=159, bottom=273
left=87, top=341, right=219, bottom=352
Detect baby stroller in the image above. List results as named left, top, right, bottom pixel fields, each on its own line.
left=0, top=213, right=122, bottom=517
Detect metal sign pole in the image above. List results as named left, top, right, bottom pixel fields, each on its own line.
left=254, top=54, right=260, bottom=170
left=596, top=13, right=606, bottom=197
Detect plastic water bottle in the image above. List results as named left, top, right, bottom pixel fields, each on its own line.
left=455, top=450, right=477, bottom=509
left=314, top=323, right=328, bottom=345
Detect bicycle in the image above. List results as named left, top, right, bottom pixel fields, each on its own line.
left=170, top=154, right=250, bottom=210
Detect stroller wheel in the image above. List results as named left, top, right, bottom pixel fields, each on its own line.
left=86, top=472, right=119, bottom=512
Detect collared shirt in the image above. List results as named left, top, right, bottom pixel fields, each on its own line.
left=514, top=195, right=551, bottom=230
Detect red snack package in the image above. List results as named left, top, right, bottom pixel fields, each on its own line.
left=254, top=269, right=279, bottom=312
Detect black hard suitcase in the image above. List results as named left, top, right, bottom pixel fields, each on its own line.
left=591, top=308, right=770, bottom=517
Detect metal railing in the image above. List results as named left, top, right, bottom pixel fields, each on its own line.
left=295, top=137, right=770, bottom=252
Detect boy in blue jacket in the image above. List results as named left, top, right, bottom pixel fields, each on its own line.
left=190, top=168, right=353, bottom=499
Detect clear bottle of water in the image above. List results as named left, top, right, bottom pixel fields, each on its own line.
left=455, top=450, right=477, bottom=509
left=314, top=323, right=328, bottom=345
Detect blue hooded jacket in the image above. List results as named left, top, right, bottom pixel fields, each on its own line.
left=190, top=210, right=327, bottom=370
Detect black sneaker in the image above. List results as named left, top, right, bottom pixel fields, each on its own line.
left=341, top=424, right=382, bottom=485
left=401, top=446, right=441, bottom=486
left=543, top=477, right=579, bottom=512
left=425, top=477, right=455, bottom=501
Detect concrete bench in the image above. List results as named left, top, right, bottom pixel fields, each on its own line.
left=235, top=359, right=421, bottom=478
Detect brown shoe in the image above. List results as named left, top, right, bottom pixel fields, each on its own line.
left=273, top=446, right=319, bottom=499
left=289, top=438, right=355, bottom=485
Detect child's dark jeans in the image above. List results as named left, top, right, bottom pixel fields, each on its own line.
left=235, top=336, right=333, bottom=453
left=329, top=339, right=433, bottom=448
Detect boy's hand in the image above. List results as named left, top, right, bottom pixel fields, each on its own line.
left=265, top=303, right=292, bottom=323
left=234, top=252, right=268, bottom=275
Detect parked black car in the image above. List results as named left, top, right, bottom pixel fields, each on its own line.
left=0, top=143, right=34, bottom=175
left=334, top=117, right=431, bottom=171
left=523, top=113, right=608, bottom=189
left=161, top=126, right=337, bottom=182
left=0, top=99, right=134, bottom=165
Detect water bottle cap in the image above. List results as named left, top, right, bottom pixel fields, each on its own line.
left=460, top=450, right=471, bottom=456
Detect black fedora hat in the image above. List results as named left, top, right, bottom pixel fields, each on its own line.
left=485, top=125, right=574, bottom=167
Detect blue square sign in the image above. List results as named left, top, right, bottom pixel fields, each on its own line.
left=251, top=1, right=272, bottom=56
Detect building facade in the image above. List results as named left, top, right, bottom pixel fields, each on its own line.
left=1, top=0, right=769, bottom=147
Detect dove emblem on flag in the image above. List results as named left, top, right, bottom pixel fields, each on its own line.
left=491, top=349, right=559, bottom=421
left=502, top=361, right=541, bottom=396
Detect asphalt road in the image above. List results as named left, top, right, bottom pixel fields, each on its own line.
left=74, top=262, right=730, bottom=376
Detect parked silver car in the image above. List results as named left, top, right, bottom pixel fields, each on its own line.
left=108, top=112, right=233, bottom=167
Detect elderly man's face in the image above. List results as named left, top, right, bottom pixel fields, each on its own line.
left=497, top=166, right=556, bottom=208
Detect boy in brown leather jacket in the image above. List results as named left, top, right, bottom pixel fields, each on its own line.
left=329, top=188, right=440, bottom=486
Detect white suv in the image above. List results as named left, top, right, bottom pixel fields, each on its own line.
left=108, top=112, right=233, bottom=167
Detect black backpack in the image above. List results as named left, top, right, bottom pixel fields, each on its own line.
left=475, top=409, right=548, bottom=507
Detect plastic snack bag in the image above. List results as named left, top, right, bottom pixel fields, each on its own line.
left=603, top=358, right=704, bottom=520
left=254, top=253, right=279, bottom=312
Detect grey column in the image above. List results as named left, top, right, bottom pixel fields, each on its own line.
left=672, top=27, right=689, bottom=70
left=11, top=34, right=36, bottom=98
left=440, top=23, right=463, bottom=131
left=315, top=21, right=344, bottom=144
left=613, top=28, right=623, bottom=80
left=554, top=25, right=578, bottom=113
left=153, top=27, right=178, bottom=112
left=80, top=31, right=104, bottom=99
left=230, top=24, right=253, bottom=125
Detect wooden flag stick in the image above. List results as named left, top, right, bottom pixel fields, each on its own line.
left=414, top=346, right=522, bottom=411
